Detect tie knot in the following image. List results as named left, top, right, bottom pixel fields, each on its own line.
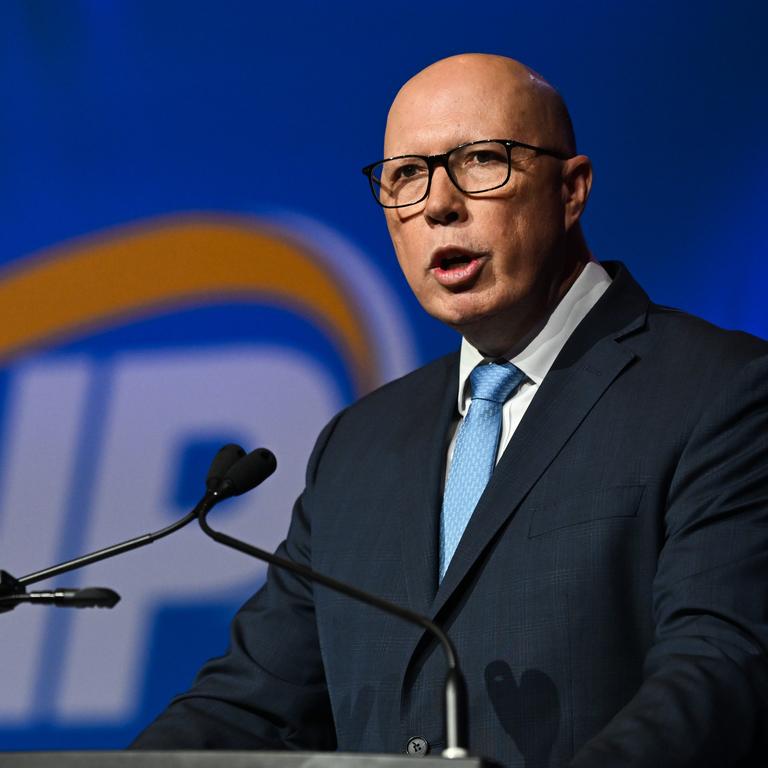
left=469, top=361, right=525, bottom=404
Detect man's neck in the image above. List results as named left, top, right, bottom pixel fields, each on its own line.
left=463, top=251, right=592, bottom=358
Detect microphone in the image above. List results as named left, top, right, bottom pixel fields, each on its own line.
left=33, top=587, right=121, bottom=608
left=213, top=447, right=277, bottom=498
left=0, top=569, right=120, bottom=613
left=193, top=447, right=277, bottom=522
left=196, top=447, right=469, bottom=760
left=12, top=444, right=247, bottom=590
left=206, top=443, right=246, bottom=491
left=0, top=586, right=120, bottom=610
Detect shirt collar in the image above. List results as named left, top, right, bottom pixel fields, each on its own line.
left=457, top=260, right=613, bottom=415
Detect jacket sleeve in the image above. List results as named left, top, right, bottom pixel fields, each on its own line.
left=570, top=354, right=768, bottom=767
left=130, top=414, right=344, bottom=750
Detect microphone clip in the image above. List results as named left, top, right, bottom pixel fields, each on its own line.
left=0, top=570, right=24, bottom=614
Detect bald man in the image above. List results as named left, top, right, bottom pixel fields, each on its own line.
left=134, top=55, right=768, bottom=767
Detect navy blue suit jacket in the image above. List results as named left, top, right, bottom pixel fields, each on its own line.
left=133, top=263, right=768, bottom=767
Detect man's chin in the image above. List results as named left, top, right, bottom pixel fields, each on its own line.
left=428, top=303, right=498, bottom=337
left=425, top=299, right=535, bottom=356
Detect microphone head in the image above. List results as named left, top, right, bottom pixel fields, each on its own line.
left=206, top=444, right=246, bottom=491
left=223, top=448, right=277, bottom=496
left=65, top=588, right=121, bottom=609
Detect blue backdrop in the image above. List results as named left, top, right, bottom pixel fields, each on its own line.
left=0, top=0, right=766, bottom=750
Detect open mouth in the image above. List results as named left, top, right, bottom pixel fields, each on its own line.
left=438, top=252, right=475, bottom=270
left=429, top=248, right=487, bottom=286
left=430, top=247, right=484, bottom=270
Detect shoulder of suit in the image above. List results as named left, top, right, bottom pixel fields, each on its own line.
left=306, top=352, right=458, bottom=474
left=349, top=351, right=458, bottom=411
left=323, top=351, right=458, bottom=434
left=644, top=302, right=768, bottom=366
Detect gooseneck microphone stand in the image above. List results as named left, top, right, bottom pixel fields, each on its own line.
left=0, top=444, right=247, bottom=614
left=198, top=447, right=469, bottom=760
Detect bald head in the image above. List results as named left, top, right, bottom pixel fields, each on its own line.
left=384, top=54, right=576, bottom=158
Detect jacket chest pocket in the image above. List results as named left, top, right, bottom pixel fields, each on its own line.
left=527, top=484, right=646, bottom=538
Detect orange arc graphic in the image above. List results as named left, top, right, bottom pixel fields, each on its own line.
left=0, top=216, right=377, bottom=392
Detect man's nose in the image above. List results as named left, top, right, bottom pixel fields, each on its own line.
left=424, top=166, right=466, bottom=225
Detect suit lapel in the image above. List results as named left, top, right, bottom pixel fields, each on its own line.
left=396, top=354, right=460, bottom=615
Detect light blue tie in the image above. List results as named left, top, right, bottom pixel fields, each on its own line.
left=439, top=361, right=525, bottom=581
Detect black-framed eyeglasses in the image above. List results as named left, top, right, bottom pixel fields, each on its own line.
left=361, top=138, right=572, bottom=209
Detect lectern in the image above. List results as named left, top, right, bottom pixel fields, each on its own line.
left=0, top=752, right=488, bottom=767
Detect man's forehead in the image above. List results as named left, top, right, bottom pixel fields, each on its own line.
left=384, top=59, right=546, bottom=155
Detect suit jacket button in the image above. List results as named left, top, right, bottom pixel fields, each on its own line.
left=406, top=736, right=429, bottom=756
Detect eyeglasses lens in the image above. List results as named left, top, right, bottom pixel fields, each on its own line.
left=451, top=141, right=510, bottom=193
left=371, top=157, right=429, bottom=208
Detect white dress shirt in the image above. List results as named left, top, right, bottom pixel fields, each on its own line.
left=446, top=260, right=613, bottom=473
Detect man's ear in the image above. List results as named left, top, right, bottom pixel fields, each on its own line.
left=561, top=155, right=593, bottom=231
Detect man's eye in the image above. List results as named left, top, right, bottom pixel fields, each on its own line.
left=468, top=150, right=505, bottom=165
left=394, top=164, right=424, bottom=180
